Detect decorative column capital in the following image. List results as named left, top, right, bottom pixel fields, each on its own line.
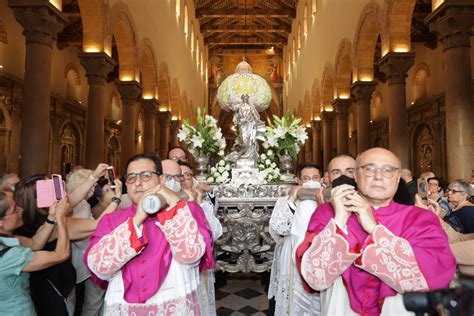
left=157, top=111, right=172, bottom=126
left=79, top=52, right=116, bottom=86
left=311, top=119, right=322, bottom=131
left=141, top=98, right=160, bottom=114
left=321, top=110, right=336, bottom=124
left=351, top=81, right=377, bottom=101
left=378, top=52, right=415, bottom=86
left=115, top=80, right=142, bottom=104
left=332, top=98, right=352, bottom=116
left=170, top=119, right=180, bottom=131
left=8, top=0, right=67, bottom=47
left=425, top=1, right=474, bottom=50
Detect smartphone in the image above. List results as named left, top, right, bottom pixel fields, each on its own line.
left=417, top=178, right=428, bottom=200
left=107, top=166, right=116, bottom=189
left=36, top=174, right=65, bottom=208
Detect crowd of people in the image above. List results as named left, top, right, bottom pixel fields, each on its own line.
left=0, top=146, right=472, bottom=315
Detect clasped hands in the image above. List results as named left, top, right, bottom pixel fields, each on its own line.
left=331, top=184, right=377, bottom=234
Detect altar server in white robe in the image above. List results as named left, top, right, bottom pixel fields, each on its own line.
left=268, top=162, right=322, bottom=316
left=178, top=161, right=222, bottom=316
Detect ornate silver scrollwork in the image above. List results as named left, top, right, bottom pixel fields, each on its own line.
left=213, top=184, right=290, bottom=273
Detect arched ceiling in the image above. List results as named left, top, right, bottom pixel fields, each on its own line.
left=195, top=0, right=297, bottom=56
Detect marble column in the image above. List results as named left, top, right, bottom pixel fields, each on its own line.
left=321, top=111, right=336, bottom=170
left=141, top=99, right=159, bottom=154
left=157, top=111, right=172, bottom=159
left=115, top=81, right=142, bottom=173
left=8, top=1, right=67, bottom=176
left=332, top=98, right=352, bottom=154
left=426, top=2, right=474, bottom=180
left=351, top=81, right=377, bottom=154
left=378, top=52, right=415, bottom=168
left=79, top=52, right=116, bottom=169
left=311, top=120, right=322, bottom=166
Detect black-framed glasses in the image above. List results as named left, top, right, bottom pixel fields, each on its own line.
left=164, top=174, right=184, bottom=181
left=125, top=171, right=160, bottom=184
left=182, top=172, right=194, bottom=180
left=358, top=164, right=399, bottom=178
left=446, top=188, right=465, bottom=194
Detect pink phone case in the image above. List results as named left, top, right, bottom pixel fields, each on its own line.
left=36, top=179, right=56, bottom=208
left=36, top=174, right=65, bottom=208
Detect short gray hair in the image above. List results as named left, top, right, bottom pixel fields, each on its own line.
left=0, top=173, right=18, bottom=185
left=450, top=179, right=472, bottom=196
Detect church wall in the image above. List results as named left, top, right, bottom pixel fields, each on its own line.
left=286, top=0, right=384, bottom=108
left=0, top=0, right=26, bottom=79
left=113, top=0, right=207, bottom=111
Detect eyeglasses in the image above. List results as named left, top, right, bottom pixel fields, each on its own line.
left=5, top=204, right=23, bottom=217
left=301, top=175, right=320, bottom=182
left=446, top=188, right=465, bottom=194
left=125, top=171, right=160, bottom=184
left=358, top=164, right=399, bottom=178
left=164, top=174, right=184, bottom=181
left=182, top=172, right=194, bottom=180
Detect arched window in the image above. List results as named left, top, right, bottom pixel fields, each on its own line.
left=190, top=23, right=194, bottom=53
left=303, top=4, right=308, bottom=39
left=293, top=37, right=296, bottom=63
left=297, top=23, right=301, bottom=56
left=175, top=0, right=180, bottom=19
left=184, top=4, right=188, bottom=37
left=412, top=64, right=430, bottom=103
left=196, top=41, right=200, bottom=65
left=111, top=93, right=122, bottom=121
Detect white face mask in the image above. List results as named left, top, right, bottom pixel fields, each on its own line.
left=165, top=178, right=181, bottom=193
left=302, top=180, right=321, bottom=189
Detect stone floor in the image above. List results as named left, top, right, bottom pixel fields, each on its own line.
left=215, top=272, right=271, bottom=316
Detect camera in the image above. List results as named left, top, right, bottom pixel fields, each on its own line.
left=403, top=277, right=474, bottom=316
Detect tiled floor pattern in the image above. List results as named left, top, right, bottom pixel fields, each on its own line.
left=215, top=272, right=271, bottom=316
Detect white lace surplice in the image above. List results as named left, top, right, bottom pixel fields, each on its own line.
left=103, top=258, right=208, bottom=315
left=269, top=196, right=320, bottom=316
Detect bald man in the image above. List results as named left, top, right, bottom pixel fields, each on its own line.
left=327, top=154, right=356, bottom=182
left=296, top=148, right=456, bottom=315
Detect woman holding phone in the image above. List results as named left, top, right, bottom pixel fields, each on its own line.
left=0, top=186, right=70, bottom=315
left=13, top=163, right=121, bottom=315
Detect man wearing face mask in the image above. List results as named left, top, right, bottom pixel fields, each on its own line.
left=85, top=154, right=215, bottom=315
left=268, top=163, right=322, bottom=316
left=161, top=159, right=184, bottom=193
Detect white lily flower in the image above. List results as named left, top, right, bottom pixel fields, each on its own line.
left=190, top=135, right=204, bottom=148
left=177, top=127, right=190, bottom=142
left=274, top=125, right=288, bottom=139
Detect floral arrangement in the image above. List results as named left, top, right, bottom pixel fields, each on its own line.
left=177, top=107, right=226, bottom=157
left=206, top=159, right=232, bottom=184
left=258, top=150, right=282, bottom=183
left=263, top=112, right=308, bottom=160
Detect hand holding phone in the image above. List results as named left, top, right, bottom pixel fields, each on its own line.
left=36, top=174, right=65, bottom=208
left=107, top=166, right=116, bottom=189
left=417, top=178, right=428, bottom=200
